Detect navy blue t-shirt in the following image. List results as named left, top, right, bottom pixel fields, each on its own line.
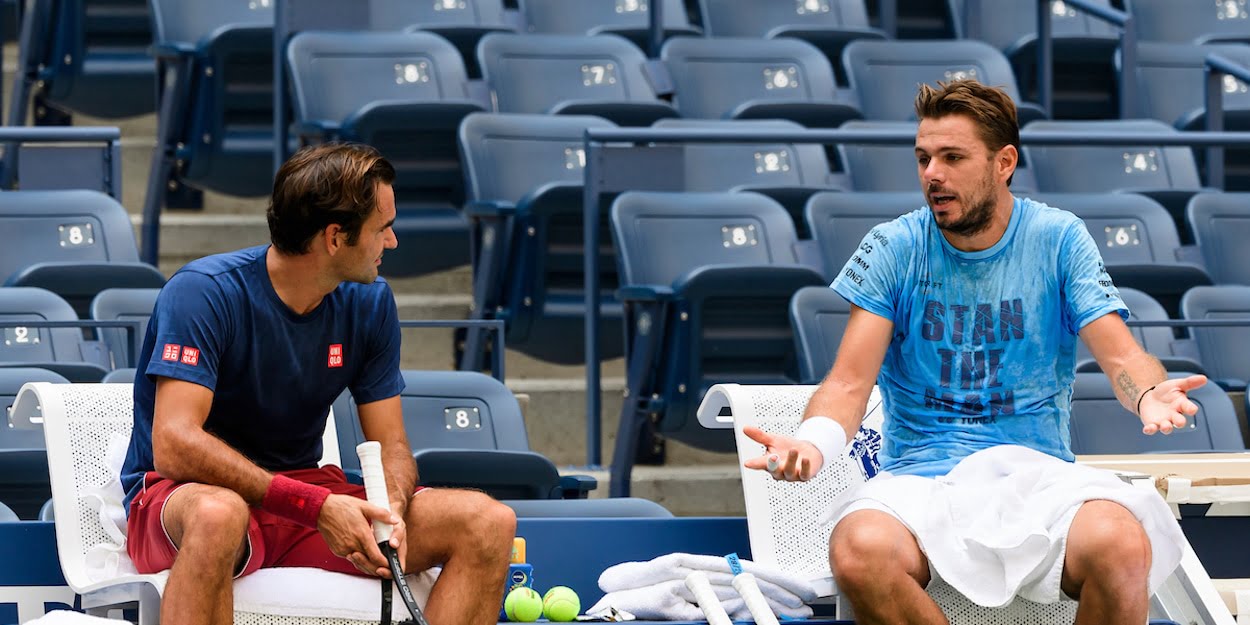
left=121, top=245, right=405, bottom=510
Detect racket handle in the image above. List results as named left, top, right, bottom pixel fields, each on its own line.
left=356, top=441, right=392, bottom=543
left=732, top=572, right=780, bottom=625
left=684, top=571, right=732, bottom=625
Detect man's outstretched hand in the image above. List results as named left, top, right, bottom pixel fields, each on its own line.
left=742, top=426, right=825, bottom=482
left=1139, top=374, right=1207, bottom=435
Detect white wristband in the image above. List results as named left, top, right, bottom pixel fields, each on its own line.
left=794, top=416, right=848, bottom=476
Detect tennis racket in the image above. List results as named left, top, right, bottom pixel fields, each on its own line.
left=358, top=441, right=429, bottom=625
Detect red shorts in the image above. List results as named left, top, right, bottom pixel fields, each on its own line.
left=126, top=465, right=417, bottom=578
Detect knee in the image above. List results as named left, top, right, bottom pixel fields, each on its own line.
left=830, top=519, right=916, bottom=590
left=462, top=493, right=516, bottom=561
left=1071, top=504, right=1152, bottom=583
left=180, top=490, right=250, bottom=546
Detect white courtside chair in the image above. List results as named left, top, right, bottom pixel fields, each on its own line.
left=698, top=383, right=1234, bottom=624
left=12, top=381, right=437, bottom=625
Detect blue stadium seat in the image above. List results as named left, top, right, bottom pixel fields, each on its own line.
left=804, top=190, right=923, bottom=280
left=790, top=285, right=850, bottom=384
left=842, top=39, right=1047, bottom=124
left=89, top=288, right=159, bottom=370
left=866, top=0, right=959, bottom=39
left=696, top=0, right=887, bottom=86
left=286, top=30, right=484, bottom=276
left=608, top=191, right=825, bottom=494
left=1131, top=42, right=1250, bottom=191
left=1129, top=0, right=1250, bottom=45
left=144, top=0, right=275, bottom=215
left=1027, top=192, right=1212, bottom=317
left=1187, top=192, right=1250, bottom=285
left=457, top=112, right=624, bottom=367
left=101, top=367, right=135, bottom=383
left=661, top=36, right=862, bottom=127
left=332, top=370, right=596, bottom=500
left=518, top=0, right=700, bottom=51
left=949, top=0, right=1121, bottom=120
left=1181, top=285, right=1250, bottom=391
left=0, top=367, right=68, bottom=519
left=651, top=118, right=841, bottom=237
left=477, top=33, right=677, bottom=126
left=1072, top=287, right=1206, bottom=375
left=9, top=0, right=155, bottom=125
left=1069, top=372, right=1244, bottom=454
left=0, top=500, right=18, bottom=523
left=0, top=287, right=109, bottom=382
left=371, top=0, right=514, bottom=77
left=0, top=191, right=166, bottom=318
left=1023, top=120, right=1210, bottom=241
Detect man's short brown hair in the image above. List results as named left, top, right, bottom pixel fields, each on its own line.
left=914, top=79, right=1021, bottom=156
left=267, top=143, right=396, bottom=255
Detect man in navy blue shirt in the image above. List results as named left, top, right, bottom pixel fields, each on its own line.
left=121, top=143, right=516, bottom=625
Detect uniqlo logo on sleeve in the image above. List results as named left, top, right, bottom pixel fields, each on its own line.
left=328, top=344, right=343, bottom=368
left=181, top=347, right=200, bottom=366
left=161, top=344, right=181, bottom=362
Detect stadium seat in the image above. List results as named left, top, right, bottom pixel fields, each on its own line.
left=477, top=33, right=677, bottom=126
left=0, top=191, right=166, bottom=318
left=101, top=367, right=136, bottom=384
left=842, top=39, right=1047, bottom=125
left=865, top=0, right=959, bottom=39
left=0, top=500, right=17, bottom=523
left=144, top=0, right=275, bottom=216
left=1131, top=42, right=1250, bottom=191
left=790, top=285, right=851, bottom=384
left=1022, top=120, right=1210, bottom=241
left=1072, top=287, right=1206, bottom=375
left=457, top=112, right=624, bottom=367
left=609, top=191, right=825, bottom=494
left=836, top=121, right=924, bottom=192
left=1069, top=372, right=1244, bottom=453
left=332, top=370, right=596, bottom=500
left=1187, top=192, right=1250, bottom=285
left=696, top=0, right=887, bottom=86
left=371, top=0, right=514, bottom=77
left=286, top=30, right=484, bottom=276
left=804, top=190, right=923, bottom=281
left=89, top=288, right=159, bottom=370
left=661, top=36, right=862, bottom=128
left=0, top=367, right=68, bottom=519
left=650, top=118, right=841, bottom=237
left=1182, top=285, right=1250, bottom=391
left=949, top=0, right=1121, bottom=120
left=1129, top=0, right=1250, bottom=45
left=9, top=0, right=155, bottom=125
left=1027, top=192, right=1212, bottom=317
left=517, top=0, right=700, bottom=51
left=0, top=287, right=109, bottom=382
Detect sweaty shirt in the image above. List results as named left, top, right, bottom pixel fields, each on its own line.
left=121, top=245, right=405, bottom=510
left=832, top=196, right=1125, bottom=477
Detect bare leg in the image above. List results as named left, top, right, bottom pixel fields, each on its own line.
left=403, top=489, right=517, bottom=625
left=160, top=484, right=251, bottom=625
left=830, top=509, right=948, bottom=625
left=1062, top=500, right=1152, bottom=625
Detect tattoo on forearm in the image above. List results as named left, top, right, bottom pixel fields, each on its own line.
left=1116, top=370, right=1141, bottom=407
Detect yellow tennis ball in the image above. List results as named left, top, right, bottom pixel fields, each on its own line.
left=543, top=586, right=581, bottom=622
left=504, top=587, right=543, bottom=622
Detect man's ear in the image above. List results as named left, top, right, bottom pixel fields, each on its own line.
left=996, top=144, right=1019, bottom=183
left=323, top=223, right=344, bottom=256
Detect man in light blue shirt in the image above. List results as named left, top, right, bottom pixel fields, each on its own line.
left=745, top=81, right=1205, bottom=623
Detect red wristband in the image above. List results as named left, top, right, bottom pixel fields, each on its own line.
left=262, top=474, right=331, bottom=528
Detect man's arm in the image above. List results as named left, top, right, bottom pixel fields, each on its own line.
left=744, top=304, right=894, bottom=480
left=357, top=395, right=416, bottom=515
left=1080, top=312, right=1206, bottom=434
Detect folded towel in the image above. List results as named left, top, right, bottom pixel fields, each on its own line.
left=587, top=580, right=814, bottom=621
left=598, top=553, right=817, bottom=605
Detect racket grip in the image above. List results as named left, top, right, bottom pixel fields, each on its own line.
left=684, top=571, right=731, bottom=625
left=356, top=441, right=393, bottom=543
left=732, top=572, right=780, bottom=625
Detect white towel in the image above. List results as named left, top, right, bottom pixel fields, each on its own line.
left=587, top=580, right=814, bottom=621
left=598, top=552, right=817, bottom=604
left=825, top=444, right=1185, bottom=608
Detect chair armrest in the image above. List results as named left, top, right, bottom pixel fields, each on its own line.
left=617, top=285, right=675, bottom=302
left=148, top=42, right=196, bottom=60
left=557, top=474, right=597, bottom=499
left=464, top=200, right=517, bottom=218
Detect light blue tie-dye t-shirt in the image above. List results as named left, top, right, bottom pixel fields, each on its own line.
left=831, top=196, right=1126, bottom=477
